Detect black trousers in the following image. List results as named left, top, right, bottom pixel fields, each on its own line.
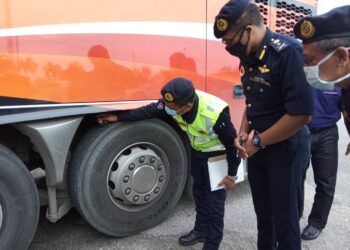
left=191, top=149, right=226, bottom=250
left=248, top=126, right=310, bottom=250
left=300, top=125, right=339, bottom=229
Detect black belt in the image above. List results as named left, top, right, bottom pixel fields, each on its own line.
left=308, top=124, right=336, bottom=133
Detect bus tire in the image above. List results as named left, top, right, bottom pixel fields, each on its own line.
left=0, top=144, right=40, bottom=250
left=69, top=119, right=188, bottom=236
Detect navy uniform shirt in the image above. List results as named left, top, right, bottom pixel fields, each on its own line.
left=342, top=89, right=350, bottom=136
left=309, top=87, right=342, bottom=129
left=241, top=29, right=313, bottom=132
left=342, top=89, right=350, bottom=114
left=118, top=95, right=241, bottom=176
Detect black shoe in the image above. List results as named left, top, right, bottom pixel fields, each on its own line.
left=301, top=224, right=322, bottom=240
left=179, top=230, right=204, bottom=246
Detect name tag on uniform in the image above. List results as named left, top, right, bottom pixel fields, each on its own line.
left=249, top=76, right=271, bottom=86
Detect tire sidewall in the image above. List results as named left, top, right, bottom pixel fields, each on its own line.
left=0, top=145, right=39, bottom=250
left=74, top=120, right=187, bottom=236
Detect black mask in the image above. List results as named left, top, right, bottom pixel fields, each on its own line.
left=225, top=28, right=250, bottom=59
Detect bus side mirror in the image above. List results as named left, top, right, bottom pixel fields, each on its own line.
left=233, top=84, right=244, bottom=99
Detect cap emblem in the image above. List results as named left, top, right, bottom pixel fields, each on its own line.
left=216, top=18, right=229, bottom=32
left=300, top=20, right=315, bottom=39
left=164, top=93, right=174, bottom=102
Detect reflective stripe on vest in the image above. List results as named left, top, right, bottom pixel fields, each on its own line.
left=172, top=90, right=228, bottom=152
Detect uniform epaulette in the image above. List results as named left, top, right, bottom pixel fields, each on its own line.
left=268, top=37, right=290, bottom=52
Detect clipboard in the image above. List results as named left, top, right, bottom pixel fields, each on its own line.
left=208, top=155, right=228, bottom=191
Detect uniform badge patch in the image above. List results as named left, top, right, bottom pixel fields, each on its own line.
left=157, top=102, right=164, bottom=110
left=164, top=93, right=174, bottom=102
left=216, top=18, right=228, bottom=32
left=258, top=65, right=270, bottom=74
left=300, top=20, right=315, bottom=39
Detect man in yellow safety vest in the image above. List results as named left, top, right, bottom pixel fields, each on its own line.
left=97, top=77, right=241, bottom=250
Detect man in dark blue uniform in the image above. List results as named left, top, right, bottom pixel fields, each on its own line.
left=97, top=77, right=240, bottom=250
left=294, top=5, right=350, bottom=157
left=214, top=1, right=313, bottom=249
left=299, top=87, right=342, bottom=240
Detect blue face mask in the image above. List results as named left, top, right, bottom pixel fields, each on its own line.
left=165, top=106, right=178, bottom=116
left=304, top=47, right=350, bottom=90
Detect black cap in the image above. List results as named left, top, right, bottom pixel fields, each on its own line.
left=214, top=0, right=250, bottom=38
left=161, top=78, right=195, bottom=105
left=294, top=5, right=350, bottom=44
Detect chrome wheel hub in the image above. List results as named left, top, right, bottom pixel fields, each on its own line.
left=107, top=144, right=169, bottom=211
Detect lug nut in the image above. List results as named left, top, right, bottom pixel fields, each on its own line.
left=159, top=176, right=165, bottom=182
left=150, top=157, right=156, bottom=163
left=157, top=165, right=163, bottom=171
left=125, top=188, right=132, bottom=195
left=129, top=164, right=135, bottom=170
left=123, top=176, right=130, bottom=183
left=133, top=195, right=140, bottom=202
left=139, top=156, right=145, bottom=163
left=154, top=187, right=160, bottom=194
left=144, top=195, right=150, bottom=201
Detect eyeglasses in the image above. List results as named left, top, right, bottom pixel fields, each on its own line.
left=221, top=26, right=246, bottom=46
left=304, top=47, right=339, bottom=66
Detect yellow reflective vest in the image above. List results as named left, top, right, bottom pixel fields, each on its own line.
left=172, top=90, right=228, bottom=152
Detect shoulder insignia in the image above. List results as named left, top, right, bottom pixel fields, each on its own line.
left=269, top=37, right=290, bottom=52
left=273, top=39, right=280, bottom=44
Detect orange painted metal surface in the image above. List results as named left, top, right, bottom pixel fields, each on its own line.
left=0, top=34, right=208, bottom=101
left=0, top=0, right=230, bottom=105
left=0, top=0, right=316, bottom=126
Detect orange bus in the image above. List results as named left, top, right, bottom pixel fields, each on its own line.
left=0, top=0, right=317, bottom=248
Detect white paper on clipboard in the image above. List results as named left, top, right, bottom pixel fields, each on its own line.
left=208, top=155, right=228, bottom=192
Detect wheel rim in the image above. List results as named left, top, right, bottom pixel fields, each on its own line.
left=107, top=143, right=170, bottom=212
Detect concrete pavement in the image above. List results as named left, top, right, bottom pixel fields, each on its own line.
left=29, top=120, right=350, bottom=250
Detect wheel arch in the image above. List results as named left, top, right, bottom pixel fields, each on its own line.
left=13, top=116, right=83, bottom=187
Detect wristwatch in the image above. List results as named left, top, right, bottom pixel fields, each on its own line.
left=252, top=134, right=266, bottom=150
left=228, top=175, right=238, bottom=181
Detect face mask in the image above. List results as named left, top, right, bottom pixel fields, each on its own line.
left=164, top=106, right=178, bottom=116
left=225, top=28, right=250, bottom=59
left=304, top=47, right=350, bottom=90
